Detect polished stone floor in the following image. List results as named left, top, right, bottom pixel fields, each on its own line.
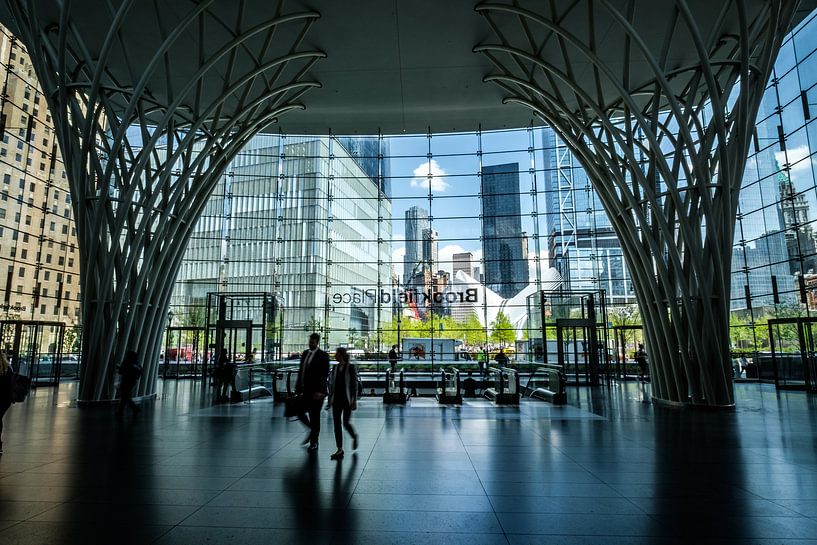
left=1, top=379, right=817, bottom=544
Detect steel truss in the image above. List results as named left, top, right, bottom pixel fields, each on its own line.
left=5, top=0, right=324, bottom=401
left=475, top=0, right=799, bottom=406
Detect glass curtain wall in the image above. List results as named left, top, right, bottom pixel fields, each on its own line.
left=10, top=9, right=817, bottom=372
left=170, top=128, right=553, bottom=367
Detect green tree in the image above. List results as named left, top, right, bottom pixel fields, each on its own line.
left=490, top=311, right=515, bottom=347
left=608, top=304, right=640, bottom=328
left=63, top=325, right=81, bottom=353
left=306, top=315, right=322, bottom=333
left=463, top=313, right=486, bottom=346
left=381, top=316, right=400, bottom=348
left=729, top=313, right=756, bottom=353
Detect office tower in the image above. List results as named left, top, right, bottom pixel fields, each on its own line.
left=403, top=205, right=430, bottom=286
left=541, top=126, right=635, bottom=304
left=779, top=176, right=817, bottom=274
left=482, top=162, right=529, bottom=299
left=337, top=136, right=391, bottom=198
left=453, top=252, right=473, bottom=277
left=173, top=134, right=392, bottom=353
left=0, top=27, right=82, bottom=327
left=422, top=228, right=438, bottom=270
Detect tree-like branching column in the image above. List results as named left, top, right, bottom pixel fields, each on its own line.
left=5, top=0, right=324, bottom=402
left=475, top=0, right=798, bottom=407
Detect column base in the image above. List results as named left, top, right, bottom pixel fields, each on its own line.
left=76, top=393, right=157, bottom=408
left=651, top=396, right=736, bottom=411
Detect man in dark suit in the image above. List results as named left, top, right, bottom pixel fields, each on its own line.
left=296, top=332, right=330, bottom=451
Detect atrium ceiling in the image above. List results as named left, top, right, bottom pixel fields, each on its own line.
left=1, top=0, right=815, bottom=135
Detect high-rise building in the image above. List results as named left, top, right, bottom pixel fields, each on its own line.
left=172, top=134, right=392, bottom=353
left=422, top=228, right=438, bottom=271
left=0, top=27, right=82, bottom=332
left=541, top=126, right=635, bottom=304
left=337, top=136, right=391, bottom=198
left=403, top=205, right=429, bottom=286
left=779, top=176, right=817, bottom=274
left=452, top=252, right=473, bottom=277
left=482, top=162, right=529, bottom=299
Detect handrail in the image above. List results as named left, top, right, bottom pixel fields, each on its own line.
left=524, top=365, right=567, bottom=405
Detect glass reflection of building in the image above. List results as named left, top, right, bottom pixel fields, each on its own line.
left=172, top=135, right=391, bottom=353
left=482, top=163, right=529, bottom=299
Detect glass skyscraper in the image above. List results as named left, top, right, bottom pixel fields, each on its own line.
left=482, top=163, right=529, bottom=299
left=173, top=134, right=392, bottom=353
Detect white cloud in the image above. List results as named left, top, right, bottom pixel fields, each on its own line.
left=392, top=246, right=406, bottom=279
left=776, top=145, right=813, bottom=181
left=527, top=250, right=547, bottom=281
left=437, top=245, right=482, bottom=276
left=410, top=159, right=449, bottom=192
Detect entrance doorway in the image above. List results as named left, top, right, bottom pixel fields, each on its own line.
left=768, top=317, right=817, bottom=392
left=556, top=318, right=600, bottom=386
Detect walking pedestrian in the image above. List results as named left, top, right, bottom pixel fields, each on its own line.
left=636, top=343, right=648, bottom=381
left=328, top=347, right=359, bottom=460
left=116, top=350, right=142, bottom=416
left=295, top=333, right=330, bottom=452
left=388, top=344, right=398, bottom=373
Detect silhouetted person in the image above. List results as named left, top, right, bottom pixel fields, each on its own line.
left=494, top=348, right=509, bottom=368
left=116, top=350, right=142, bottom=416
left=388, top=345, right=398, bottom=372
left=462, top=371, right=478, bottom=398
left=213, top=348, right=238, bottom=402
left=296, top=333, right=330, bottom=452
left=328, top=347, right=359, bottom=460
left=636, top=343, right=648, bottom=381
left=0, top=351, right=13, bottom=454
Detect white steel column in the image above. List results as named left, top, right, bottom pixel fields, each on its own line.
left=475, top=0, right=799, bottom=407
left=5, top=0, right=324, bottom=402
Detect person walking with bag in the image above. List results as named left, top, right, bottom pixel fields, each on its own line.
left=295, top=333, right=329, bottom=452
left=328, top=347, right=359, bottom=460
left=116, top=350, right=143, bottom=416
left=0, top=351, right=14, bottom=454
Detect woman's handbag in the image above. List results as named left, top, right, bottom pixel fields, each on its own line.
left=284, top=395, right=304, bottom=418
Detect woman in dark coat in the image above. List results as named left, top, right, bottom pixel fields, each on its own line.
left=327, top=347, right=359, bottom=460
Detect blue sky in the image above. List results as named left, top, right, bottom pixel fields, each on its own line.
left=385, top=129, right=548, bottom=280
